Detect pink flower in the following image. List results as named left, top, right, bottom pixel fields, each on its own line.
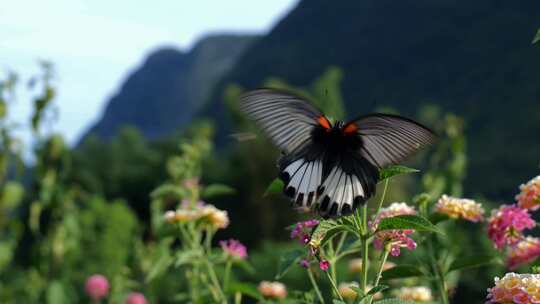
left=85, top=274, right=110, bottom=301
left=371, top=202, right=418, bottom=256
left=486, top=273, right=540, bottom=303
left=125, top=292, right=148, bottom=304
left=299, top=259, right=310, bottom=268
left=487, top=205, right=535, bottom=250
left=516, top=176, right=540, bottom=211
left=290, top=219, right=319, bottom=244
left=507, top=237, right=540, bottom=270
left=319, top=260, right=330, bottom=271
left=220, top=239, right=248, bottom=259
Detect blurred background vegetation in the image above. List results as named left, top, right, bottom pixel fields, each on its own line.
left=2, top=0, right=540, bottom=303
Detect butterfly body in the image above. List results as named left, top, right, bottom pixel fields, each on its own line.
left=240, top=89, right=435, bottom=218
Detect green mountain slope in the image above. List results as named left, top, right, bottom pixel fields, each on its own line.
left=82, top=34, right=257, bottom=141
left=203, top=0, right=540, bottom=200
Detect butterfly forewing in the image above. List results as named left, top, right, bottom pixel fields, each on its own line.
left=240, top=89, right=325, bottom=154
left=345, top=114, right=436, bottom=168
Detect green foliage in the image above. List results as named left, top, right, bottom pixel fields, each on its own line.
left=376, top=215, right=441, bottom=234
left=379, top=166, right=420, bottom=182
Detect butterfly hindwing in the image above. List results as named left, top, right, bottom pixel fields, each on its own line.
left=279, top=157, right=323, bottom=209
left=316, top=154, right=379, bottom=218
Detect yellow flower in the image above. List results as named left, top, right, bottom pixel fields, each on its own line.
left=348, top=259, right=363, bottom=273
left=394, top=286, right=433, bottom=302
left=258, top=281, right=287, bottom=299
left=339, top=282, right=359, bottom=300
left=435, top=194, right=484, bottom=222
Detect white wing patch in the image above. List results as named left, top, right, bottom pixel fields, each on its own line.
left=316, top=166, right=366, bottom=217
left=280, top=159, right=322, bottom=209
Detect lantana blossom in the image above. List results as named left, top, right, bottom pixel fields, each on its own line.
left=394, top=286, right=433, bottom=302
left=487, top=204, right=535, bottom=250
left=258, top=281, right=287, bottom=299
left=220, top=239, right=248, bottom=259
left=163, top=201, right=229, bottom=229
left=506, top=237, right=540, bottom=270
left=371, top=202, right=418, bottom=256
left=435, top=194, right=484, bottom=222
left=516, top=175, right=540, bottom=211
left=486, top=273, right=540, bottom=303
left=290, top=219, right=319, bottom=244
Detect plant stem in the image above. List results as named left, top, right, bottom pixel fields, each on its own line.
left=325, top=271, right=344, bottom=301
left=360, top=204, right=369, bottom=294
left=427, top=236, right=449, bottom=304
left=367, top=249, right=390, bottom=304
left=223, top=259, right=232, bottom=292
left=375, top=179, right=389, bottom=216
left=204, top=258, right=227, bottom=303
left=308, top=269, right=325, bottom=304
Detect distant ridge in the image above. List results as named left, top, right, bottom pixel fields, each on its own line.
left=80, top=34, right=257, bottom=142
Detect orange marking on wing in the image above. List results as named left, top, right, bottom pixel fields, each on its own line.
left=342, top=123, right=358, bottom=134
left=317, top=116, right=331, bottom=130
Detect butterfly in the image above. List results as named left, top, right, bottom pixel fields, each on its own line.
left=240, top=88, right=436, bottom=218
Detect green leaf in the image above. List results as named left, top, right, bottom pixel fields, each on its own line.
left=264, top=178, right=284, bottom=197
left=146, top=252, right=173, bottom=282
left=367, top=284, right=389, bottom=295
left=235, top=259, right=256, bottom=275
left=228, top=282, right=262, bottom=300
left=379, top=165, right=419, bottom=181
left=381, top=265, right=424, bottom=280
left=429, top=213, right=451, bottom=224
left=447, top=254, right=496, bottom=273
left=276, top=249, right=304, bottom=279
left=376, top=215, right=442, bottom=234
left=150, top=183, right=186, bottom=200
left=174, top=249, right=201, bottom=267
left=533, top=28, right=540, bottom=44
left=46, top=281, right=66, bottom=304
left=201, top=184, right=235, bottom=198
left=373, top=299, right=418, bottom=304
left=0, top=181, right=24, bottom=209
left=333, top=300, right=347, bottom=304
left=310, top=220, right=349, bottom=246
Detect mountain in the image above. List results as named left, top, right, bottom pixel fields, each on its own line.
left=82, top=34, right=257, bottom=141
left=203, top=0, right=540, bottom=200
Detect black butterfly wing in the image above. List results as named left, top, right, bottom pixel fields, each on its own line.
left=239, top=89, right=328, bottom=154
left=240, top=89, right=332, bottom=210
left=316, top=153, right=379, bottom=218
left=343, top=113, right=436, bottom=169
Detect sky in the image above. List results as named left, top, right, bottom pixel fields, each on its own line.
left=0, top=0, right=298, bottom=146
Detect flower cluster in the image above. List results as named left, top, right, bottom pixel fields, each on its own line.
left=290, top=219, right=319, bottom=244
left=290, top=219, right=331, bottom=271
left=85, top=274, right=110, bottom=301
left=487, top=204, right=535, bottom=250
left=125, top=292, right=148, bottom=304
left=507, top=237, right=540, bottom=270
left=164, top=200, right=229, bottom=229
left=371, top=202, right=418, bottom=256
left=486, top=273, right=540, bottom=303
left=220, top=239, right=248, bottom=260
left=394, top=286, right=433, bottom=302
left=258, top=281, right=287, bottom=299
left=516, top=176, right=540, bottom=211
left=435, top=194, right=484, bottom=222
